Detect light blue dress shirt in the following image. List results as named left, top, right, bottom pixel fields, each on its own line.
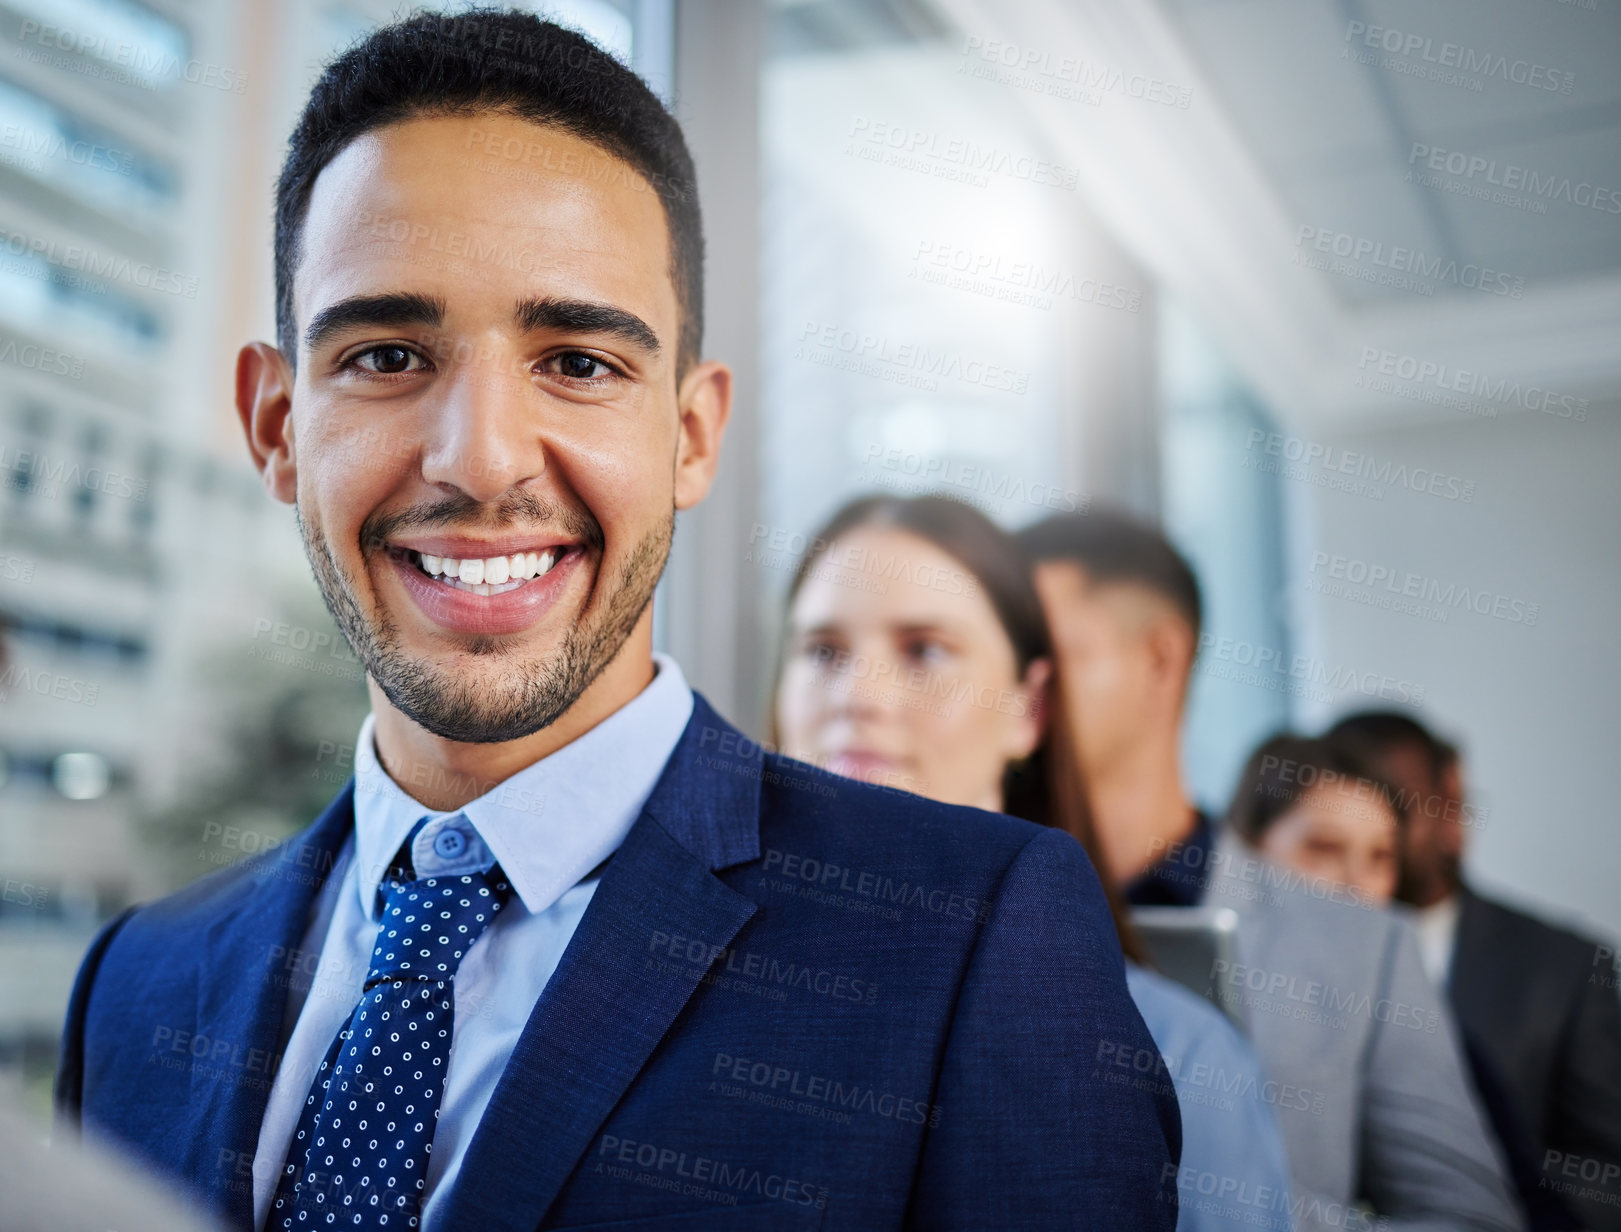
left=1127, top=964, right=1297, bottom=1232
left=249, top=655, right=695, bottom=1231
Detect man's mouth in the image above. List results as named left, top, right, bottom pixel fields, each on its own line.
left=391, top=545, right=569, bottom=596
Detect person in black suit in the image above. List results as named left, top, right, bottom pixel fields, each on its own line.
left=1331, top=711, right=1621, bottom=1230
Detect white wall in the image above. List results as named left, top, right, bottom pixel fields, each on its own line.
left=1293, top=403, right=1621, bottom=941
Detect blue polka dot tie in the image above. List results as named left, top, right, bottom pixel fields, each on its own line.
left=270, top=859, right=512, bottom=1230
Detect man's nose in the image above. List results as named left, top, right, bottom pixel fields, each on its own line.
left=420, top=350, right=545, bottom=501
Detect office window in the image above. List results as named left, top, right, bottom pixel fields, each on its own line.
left=0, top=245, right=164, bottom=353
left=6, top=0, right=189, bottom=88
left=1159, top=301, right=1292, bottom=813
left=0, top=76, right=178, bottom=217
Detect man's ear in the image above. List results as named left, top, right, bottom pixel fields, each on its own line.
left=236, top=342, right=298, bottom=504
left=1144, top=611, right=1196, bottom=702
left=672, top=359, right=732, bottom=511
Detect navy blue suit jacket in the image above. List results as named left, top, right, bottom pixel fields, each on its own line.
left=57, top=696, right=1180, bottom=1230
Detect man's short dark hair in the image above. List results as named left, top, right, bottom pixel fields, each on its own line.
left=1017, top=510, right=1203, bottom=645
left=274, top=9, right=703, bottom=376
left=1327, top=710, right=1452, bottom=783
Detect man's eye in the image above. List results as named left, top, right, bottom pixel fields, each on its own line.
left=549, top=352, right=616, bottom=380
left=351, top=345, right=424, bottom=375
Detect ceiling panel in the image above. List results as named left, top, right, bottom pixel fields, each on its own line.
left=1159, top=0, right=1621, bottom=301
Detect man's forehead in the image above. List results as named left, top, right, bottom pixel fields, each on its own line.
left=1038, top=565, right=1180, bottom=630
left=1035, top=560, right=1124, bottom=601
left=1033, top=559, right=1089, bottom=593
left=1381, top=743, right=1435, bottom=784
left=296, top=113, right=673, bottom=312
left=312, top=111, right=662, bottom=211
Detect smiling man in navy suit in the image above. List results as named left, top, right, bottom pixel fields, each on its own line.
left=54, top=11, right=1178, bottom=1230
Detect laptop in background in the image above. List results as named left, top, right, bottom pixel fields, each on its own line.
left=1131, top=905, right=1244, bottom=1028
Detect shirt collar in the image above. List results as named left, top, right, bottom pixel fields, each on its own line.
left=1125, top=809, right=1216, bottom=908
left=351, top=653, right=695, bottom=921
left=1415, top=893, right=1461, bottom=929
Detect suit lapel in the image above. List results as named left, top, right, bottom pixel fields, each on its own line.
left=1447, top=886, right=1491, bottom=1026
left=192, top=785, right=355, bottom=1226
left=437, top=697, right=763, bottom=1232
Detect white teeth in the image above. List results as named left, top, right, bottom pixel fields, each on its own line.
left=410, top=547, right=564, bottom=588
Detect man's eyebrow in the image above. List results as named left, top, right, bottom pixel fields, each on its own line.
left=515, top=296, right=661, bottom=355
left=303, top=292, right=446, bottom=354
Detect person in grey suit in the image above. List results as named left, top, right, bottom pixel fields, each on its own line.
left=1330, top=712, right=1621, bottom=1231
left=1202, top=826, right=1521, bottom=1231
left=1020, top=510, right=1523, bottom=1231
left=1219, top=737, right=1523, bottom=1231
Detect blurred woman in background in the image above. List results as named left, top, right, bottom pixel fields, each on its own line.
left=1224, top=734, right=1403, bottom=907
left=774, top=494, right=1295, bottom=1232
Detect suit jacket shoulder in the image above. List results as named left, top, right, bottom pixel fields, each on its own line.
left=1452, top=882, right=1621, bottom=1217
left=1456, top=884, right=1605, bottom=984
left=1451, top=884, right=1611, bottom=1100
left=751, top=747, right=1044, bottom=902
left=55, top=786, right=355, bottom=1214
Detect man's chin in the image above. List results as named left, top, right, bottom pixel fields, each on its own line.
left=390, top=620, right=569, bottom=661
left=375, top=666, right=578, bottom=744
left=1439, top=854, right=1464, bottom=892
left=366, top=598, right=626, bottom=745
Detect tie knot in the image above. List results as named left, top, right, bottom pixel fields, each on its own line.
left=366, top=866, right=511, bottom=989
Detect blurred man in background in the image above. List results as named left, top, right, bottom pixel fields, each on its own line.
left=1016, top=511, right=1212, bottom=906
left=1022, top=510, right=1522, bottom=1231
left=1332, top=712, right=1621, bottom=1231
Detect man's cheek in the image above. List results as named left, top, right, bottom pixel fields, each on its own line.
left=564, top=450, right=673, bottom=537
